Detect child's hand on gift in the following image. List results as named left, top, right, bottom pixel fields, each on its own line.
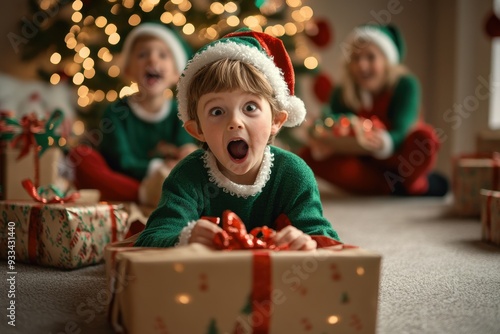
left=351, top=117, right=385, bottom=153
left=273, top=226, right=317, bottom=250
left=189, top=219, right=224, bottom=248
left=359, top=128, right=385, bottom=152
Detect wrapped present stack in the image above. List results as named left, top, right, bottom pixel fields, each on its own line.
left=452, top=152, right=500, bottom=216
left=105, top=211, right=382, bottom=334
left=0, top=110, right=69, bottom=200
left=480, top=190, right=500, bottom=246
left=0, top=180, right=129, bottom=269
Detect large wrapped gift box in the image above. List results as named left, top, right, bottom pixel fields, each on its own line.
left=453, top=153, right=500, bottom=216
left=480, top=189, right=500, bottom=246
left=0, top=201, right=128, bottom=269
left=107, top=243, right=381, bottom=334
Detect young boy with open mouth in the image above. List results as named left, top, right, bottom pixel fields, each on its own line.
left=135, top=29, right=339, bottom=250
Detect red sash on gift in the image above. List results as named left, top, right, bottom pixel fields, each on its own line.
left=210, top=210, right=353, bottom=334
left=252, top=251, right=272, bottom=334
left=28, top=205, right=43, bottom=263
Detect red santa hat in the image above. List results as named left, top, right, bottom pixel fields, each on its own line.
left=177, top=28, right=306, bottom=127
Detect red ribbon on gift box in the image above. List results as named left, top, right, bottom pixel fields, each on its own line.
left=21, top=179, right=121, bottom=265
left=26, top=203, right=119, bottom=265
left=211, top=210, right=353, bottom=251
left=1, top=111, right=64, bottom=192
left=22, top=179, right=80, bottom=204
left=12, top=114, right=45, bottom=160
left=209, top=210, right=355, bottom=334
left=212, top=211, right=288, bottom=250
left=452, top=152, right=500, bottom=193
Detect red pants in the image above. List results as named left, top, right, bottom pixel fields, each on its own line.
left=299, top=124, right=440, bottom=195
left=68, top=146, right=140, bottom=202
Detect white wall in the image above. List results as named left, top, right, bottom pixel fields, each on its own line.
left=489, top=0, right=500, bottom=129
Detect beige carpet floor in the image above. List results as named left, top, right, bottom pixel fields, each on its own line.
left=1, top=195, right=499, bottom=334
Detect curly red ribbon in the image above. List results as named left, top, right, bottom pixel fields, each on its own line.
left=210, top=211, right=352, bottom=251
left=212, top=211, right=288, bottom=250
left=209, top=211, right=354, bottom=334
left=11, top=114, right=45, bottom=160
left=22, top=179, right=80, bottom=204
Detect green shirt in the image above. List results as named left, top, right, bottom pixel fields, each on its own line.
left=135, top=146, right=340, bottom=247
left=326, top=75, right=420, bottom=150
left=99, top=97, right=194, bottom=180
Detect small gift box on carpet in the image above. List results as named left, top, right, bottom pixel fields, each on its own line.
left=480, top=189, right=500, bottom=246
left=0, top=180, right=129, bottom=269
left=452, top=153, right=500, bottom=216
left=105, top=211, right=381, bottom=334
left=476, top=129, right=500, bottom=154
left=307, top=115, right=386, bottom=159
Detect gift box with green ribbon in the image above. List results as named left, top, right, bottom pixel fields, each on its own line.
left=0, top=110, right=68, bottom=200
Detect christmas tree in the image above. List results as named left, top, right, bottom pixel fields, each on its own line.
left=19, top=0, right=334, bottom=146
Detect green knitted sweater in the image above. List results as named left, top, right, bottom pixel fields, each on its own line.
left=99, top=97, right=194, bottom=180
left=135, top=146, right=339, bottom=247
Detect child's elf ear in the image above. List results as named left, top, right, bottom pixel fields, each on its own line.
left=271, top=111, right=288, bottom=136
left=184, top=120, right=206, bottom=142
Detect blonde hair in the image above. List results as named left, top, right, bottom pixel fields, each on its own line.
left=187, top=58, right=281, bottom=121
left=341, top=39, right=409, bottom=110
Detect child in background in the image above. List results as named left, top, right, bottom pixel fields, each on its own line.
left=69, top=23, right=196, bottom=206
left=300, top=24, right=448, bottom=196
left=135, top=29, right=339, bottom=249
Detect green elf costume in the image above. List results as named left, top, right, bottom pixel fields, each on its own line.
left=69, top=23, right=194, bottom=202
left=135, top=29, right=340, bottom=248
left=300, top=24, right=446, bottom=196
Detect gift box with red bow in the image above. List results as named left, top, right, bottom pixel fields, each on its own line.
left=480, top=189, right=500, bottom=246
left=0, top=110, right=67, bottom=200
left=105, top=211, right=381, bottom=334
left=0, top=180, right=129, bottom=269
left=310, top=115, right=386, bottom=138
left=452, top=152, right=500, bottom=216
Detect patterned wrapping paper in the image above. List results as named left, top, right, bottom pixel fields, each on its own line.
left=0, top=201, right=129, bottom=269
left=452, top=154, right=500, bottom=216
left=480, top=189, right=500, bottom=246
left=107, top=244, right=381, bottom=334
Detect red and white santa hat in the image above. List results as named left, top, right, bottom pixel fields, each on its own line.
left=177, top=28, right=306, bottom=127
